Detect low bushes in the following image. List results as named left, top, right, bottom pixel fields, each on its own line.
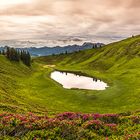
left=0, top=112, right=140, bottom=139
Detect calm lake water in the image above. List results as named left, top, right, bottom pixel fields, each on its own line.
left=51, top=71, right=108, bottom=90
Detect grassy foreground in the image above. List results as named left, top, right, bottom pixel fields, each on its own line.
left=0, top=36, right=140, bottom=139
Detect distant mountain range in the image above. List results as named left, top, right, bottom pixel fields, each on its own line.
left=0, top=42, right=104, bottom=56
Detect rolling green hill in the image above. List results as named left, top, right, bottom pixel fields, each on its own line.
left=0, top=55, right=32, bottom=113
left=36, top=35, right=140, bottom=113
left=0, top=35, right=140, bottom=139
left=0, top=35, right=140, bottom=114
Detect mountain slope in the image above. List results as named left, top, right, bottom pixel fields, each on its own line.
left=0, top=56, right=32, bottom=113
left=36, top=35, right=140, bottom=112
left=0, top=35, right=140, bottom=114
left=37, top=35, right=140, bottom=70
left=0, top=36, right=140, bottom=139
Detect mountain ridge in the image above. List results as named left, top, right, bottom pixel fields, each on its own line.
left=0, top=42, right=104, bottom=56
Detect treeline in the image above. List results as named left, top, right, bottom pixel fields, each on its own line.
left=92, top=44, right=100, bottom=48
left=0, top=47, right=31, bottom=66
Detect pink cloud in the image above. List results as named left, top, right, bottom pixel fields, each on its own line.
left=0, top=0, right=139, bottom=43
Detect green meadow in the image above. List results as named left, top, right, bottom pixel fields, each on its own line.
left=0, top=35, right=140, bottom=114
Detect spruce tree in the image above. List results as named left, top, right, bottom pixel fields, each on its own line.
left=2, top=50, right=5, bottom=55
left=4, top=47, right=31, bottom=66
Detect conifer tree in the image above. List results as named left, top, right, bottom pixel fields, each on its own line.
left=4, top=47, right=31, bottom=66
left=2, top=50, right=5, bottom=55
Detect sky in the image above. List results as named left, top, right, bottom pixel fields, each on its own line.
left=0, top=0, right=139, bottom=47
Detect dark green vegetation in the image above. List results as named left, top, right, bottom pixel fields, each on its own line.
left=0, top=47, right=31, bottom=66
left=0, top=35, right=140, bottom=114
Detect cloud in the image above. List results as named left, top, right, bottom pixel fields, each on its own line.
left=0, top=0, right=139, bottom=45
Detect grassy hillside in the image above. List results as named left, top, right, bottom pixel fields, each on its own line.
left=0, top=55, right=33, bottom=113
left=36, top=35, right=140, bottom=113
left=0, top=35, right=140, bottom=114
left=0, top=36, right=140, bottom=139
left=37, top=35, right=140, bottom=70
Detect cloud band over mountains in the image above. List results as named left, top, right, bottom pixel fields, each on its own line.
left=0, top=0, right=139, bottom=44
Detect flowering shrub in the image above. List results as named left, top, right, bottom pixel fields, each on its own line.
left=83, top=120, right=103, bottom=130
left=56, top=112, right=81, bottom=120
left=101, top=114, right=120, bottom=123
left=92, top=113, right=103, bottom=120
left=0, top=112, right=140, bottom=139
left=131, top=116, right=140, bottom=124
left=125, top=132, right=140, bottom=140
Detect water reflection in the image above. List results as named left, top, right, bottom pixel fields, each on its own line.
left=51, top=71, right=108, bottom=90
